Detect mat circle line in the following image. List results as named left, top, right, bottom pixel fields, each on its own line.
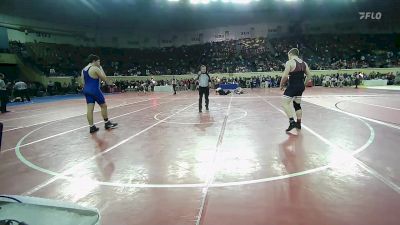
left=15, top=107, right=375, bottom=188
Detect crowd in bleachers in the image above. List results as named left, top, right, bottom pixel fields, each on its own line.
left=0, top=80, right=81, bottom=103
left=313, top=71, right=397, bottom=87
left=1, top=33, right=399, bottom=102
left=8, top=34, right=400, bottom=77
left=111, top=70, right=398, bottom=93
left=0, top=69, right=398, bottom=105
left=112, top=76, right=284, bottom=93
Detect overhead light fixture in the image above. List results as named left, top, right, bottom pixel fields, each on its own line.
left=188, top=0, right=259, bottom=4
left=190, top=0, right=210, bottom=4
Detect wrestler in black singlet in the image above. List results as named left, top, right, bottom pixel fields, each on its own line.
left=284, top=59, right=306, bottom=98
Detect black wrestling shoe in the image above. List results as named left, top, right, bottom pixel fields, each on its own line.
left=285, top=121, right=297, bottom=132
left=90, top=125, right=99, bottom=134
left=296, top=121, right=301, bottom=130
left=105, top=121, right=118, bottom=129
left=206, top=106, right=209, bottom=111
left=199, top=109, right=202, bottom=113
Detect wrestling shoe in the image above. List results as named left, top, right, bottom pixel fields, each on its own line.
left=105, top=121, right=118, bottom=129
left=90, top=125, right=99, bottom=134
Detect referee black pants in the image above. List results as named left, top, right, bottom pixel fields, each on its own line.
left=0, top=90, right=8, bottom=113
left=198, top=86, right=209, bottom=110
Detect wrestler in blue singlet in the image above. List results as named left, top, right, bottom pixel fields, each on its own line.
left=82, top=66, right=105, bottom=105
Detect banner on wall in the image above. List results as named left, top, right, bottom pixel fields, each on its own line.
left=0, top=53, right=17, bottom=64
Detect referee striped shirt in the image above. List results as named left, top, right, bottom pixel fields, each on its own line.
left=197, top=73, right=211, bottom=87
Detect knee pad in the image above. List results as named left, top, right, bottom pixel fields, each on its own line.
left=293, top=101, right=302, bottom=111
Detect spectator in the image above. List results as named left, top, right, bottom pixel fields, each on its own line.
left=14, top=80, right=31, bottom=102
left=0, top=73, right=9, bottom=113
left=47, top=80, right=55, bottom=95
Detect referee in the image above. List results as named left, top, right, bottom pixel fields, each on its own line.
left=172, top=76, right=177, bottom=95
left=0, top=73, right=9, bottom=113
left=197, top=65, right=211, bottom=113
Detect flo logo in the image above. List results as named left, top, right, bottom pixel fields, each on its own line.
left=359, top=12, right=382, bottom=20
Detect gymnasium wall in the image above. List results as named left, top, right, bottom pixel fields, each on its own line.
left=157, top=22, right=288, bottom=47
left=3, top=13, right=399, bottom=49
left=302, top=19, right=400, bottom=35
left=3, top=13, right=287, bottom=49
left=2, top=13, right=274, bottom=48
left=0, top=53, right=17, bottom=80
left=0, top=53, right=17, bottom=64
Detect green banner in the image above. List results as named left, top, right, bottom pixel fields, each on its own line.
left=0, top=53, right=17, bottom=64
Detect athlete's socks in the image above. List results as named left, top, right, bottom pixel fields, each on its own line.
left=104, top=118, right=109, bottom=122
